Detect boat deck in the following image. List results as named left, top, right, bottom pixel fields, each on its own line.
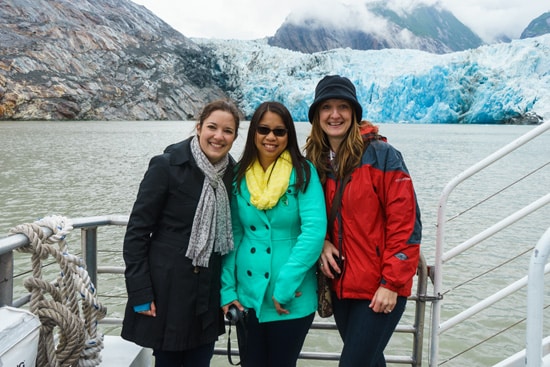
left=101, top=335, right=152, bottom=367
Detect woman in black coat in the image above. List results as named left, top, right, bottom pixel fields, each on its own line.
left=121, top=100, right=241, bottom=367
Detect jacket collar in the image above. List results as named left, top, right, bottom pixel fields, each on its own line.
left=164, top=136, right=193, bottom=166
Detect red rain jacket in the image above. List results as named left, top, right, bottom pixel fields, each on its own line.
left=326, top=124, right=422, bottom=299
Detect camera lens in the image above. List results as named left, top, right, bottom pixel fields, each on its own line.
left=226, top=305, right=241, bottom=323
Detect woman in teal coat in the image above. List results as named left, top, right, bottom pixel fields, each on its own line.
left=221, top=101, right=326, bottom=367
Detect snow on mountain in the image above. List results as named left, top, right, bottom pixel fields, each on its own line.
left=198, top=34, right=550, bottom=124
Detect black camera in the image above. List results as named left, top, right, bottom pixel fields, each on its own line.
left=226, top=305, right=247, bottom=324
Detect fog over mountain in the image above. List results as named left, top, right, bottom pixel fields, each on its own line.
left=268, top=2, right=483, bottom=54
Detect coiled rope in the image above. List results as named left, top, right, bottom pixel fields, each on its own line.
left=10, top=215, right=106, bottom=367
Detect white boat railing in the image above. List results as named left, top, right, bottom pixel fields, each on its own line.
left=492, top=227, right=550, bottom=367
left=429, top=120, right=550, bottom=366
left=526, top=227, right=550, bottom=367
left=0, top=215, right=429, bottom=365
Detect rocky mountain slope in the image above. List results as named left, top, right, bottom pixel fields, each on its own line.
left=0, top=0, right=227, bottom=120
left=268, top=2, right=483, bottom=54
left=521, top=12, right=550, bottom=39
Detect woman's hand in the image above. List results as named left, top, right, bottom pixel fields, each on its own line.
left=318, top=239, right=343, bottom=278
left=222, top=300, right=245, bottom=315
left=272, top=291, right=302, bottom=315
left=138, top=301, right=157, bottom=317
left=369, top=286, right=397, bottom=314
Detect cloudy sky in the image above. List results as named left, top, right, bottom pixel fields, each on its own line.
left=131, top=0, right=548, bottom=43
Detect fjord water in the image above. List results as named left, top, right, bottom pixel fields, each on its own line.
left=1, top=120, right=549, bottom=366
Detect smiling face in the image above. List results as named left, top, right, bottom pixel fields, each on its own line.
left=196, top=109, right=237, bottom=164
left=254, top=111, right=288, bottom=170
left=318, top=98, right=353, bottom=152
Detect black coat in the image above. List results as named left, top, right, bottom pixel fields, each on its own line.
left=121, top=137, right=234, bottom=351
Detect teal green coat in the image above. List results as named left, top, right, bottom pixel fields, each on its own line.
left=221, top=162, right=327, bottom=322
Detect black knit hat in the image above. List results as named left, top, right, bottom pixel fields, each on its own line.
left=308, top=75, right=363, bottom=123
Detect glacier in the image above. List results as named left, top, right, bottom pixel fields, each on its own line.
left=197, top=34, right=550, bottom=124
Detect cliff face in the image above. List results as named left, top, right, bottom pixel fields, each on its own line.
left=0, top=0, right=227, bottom=120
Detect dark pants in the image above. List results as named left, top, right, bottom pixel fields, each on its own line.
left=332, top=295, right=407, bottom=367
left=153, top=342, right=215, bottom=367
left=238, top=309, right=315, bottom=367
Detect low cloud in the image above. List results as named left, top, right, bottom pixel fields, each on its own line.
left=133, top=0, right=549, bottom=42
left=286, top=0, right=390, bottom=35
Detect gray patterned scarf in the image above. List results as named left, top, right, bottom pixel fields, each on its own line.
left=187, top=136, right=234, bottom=267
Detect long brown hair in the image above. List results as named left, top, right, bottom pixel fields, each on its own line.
left=305, top=109, right=364, bottom=183
left=236, top=101, right=311, bottom=193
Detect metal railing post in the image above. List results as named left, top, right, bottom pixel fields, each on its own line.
left=81, top=227, right=98, bottom=288
left=412, top=254, right=429, bottom=367
left=0, top=251, right=14, bottom=307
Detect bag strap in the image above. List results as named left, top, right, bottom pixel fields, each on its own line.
left=328, top=136, right=375, bottom=235
left=327, top=138, right=373, bottom=263
left=226, top=311, right=249, bottom=366
left=326, top=173, right=351, bottom=277
left=226, top=324, right=241, bottom=365
left=327, top=174, right=351, bottom=240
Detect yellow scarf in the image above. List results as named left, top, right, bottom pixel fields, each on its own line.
left=246, top=150, right=293, bottom=210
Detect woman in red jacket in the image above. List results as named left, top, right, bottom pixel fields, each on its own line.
left=305, top=75, right=422, bottom=367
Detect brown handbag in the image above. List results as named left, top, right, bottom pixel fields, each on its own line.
left=317, top=174, right=351, bottom=318
left=317, top=268, right=333, bottom=318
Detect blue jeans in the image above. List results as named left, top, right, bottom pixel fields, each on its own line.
left=332, top=295, right=407, bottom=367
left=153, top=342, right=215, bottom=367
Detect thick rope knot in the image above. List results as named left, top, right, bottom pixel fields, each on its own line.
left=9, top=215, right=106, bottom=367
left=11, top=223, right=52, bottom=260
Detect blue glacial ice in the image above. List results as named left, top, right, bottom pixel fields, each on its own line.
left=198, top=34, right=550, bottom=123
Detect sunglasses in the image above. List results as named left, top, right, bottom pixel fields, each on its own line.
left=256, top=126, right=288, bottom=137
